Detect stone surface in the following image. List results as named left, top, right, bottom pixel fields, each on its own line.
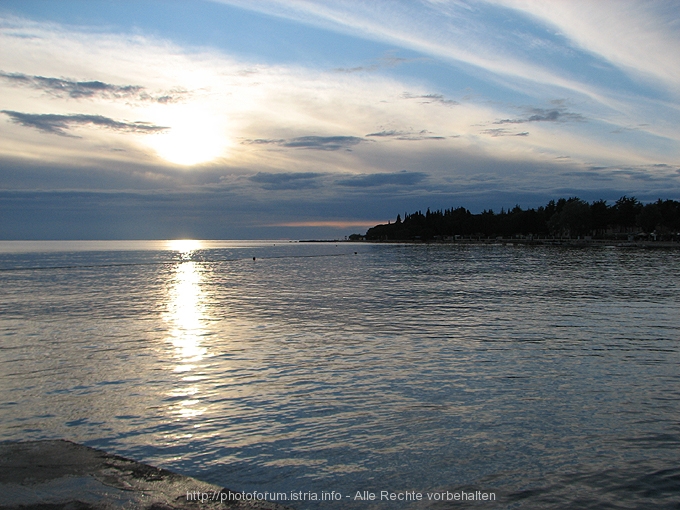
left=0, top=440, right=292, bottom=510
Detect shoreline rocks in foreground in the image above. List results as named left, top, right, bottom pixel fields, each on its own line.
left=0, top=440, right=292, bottom=510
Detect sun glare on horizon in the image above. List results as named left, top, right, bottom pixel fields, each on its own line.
left=167, top=239, right=202, bottom=253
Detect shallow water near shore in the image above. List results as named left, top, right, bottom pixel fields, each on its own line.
left=1, top=240, right=679, bottom=508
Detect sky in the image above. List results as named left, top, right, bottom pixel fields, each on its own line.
left=1, top=0, right=679, bottom=239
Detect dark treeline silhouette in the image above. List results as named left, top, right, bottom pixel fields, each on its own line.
left=363, top=196, right=680, bottom=241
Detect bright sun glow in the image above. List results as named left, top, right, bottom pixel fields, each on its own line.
left=167, top=239, right=202, bottom=253
left=147, top=108, right=228, bottom=166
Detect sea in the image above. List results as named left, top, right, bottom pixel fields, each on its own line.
left=0, top=240, right=678, bottom=509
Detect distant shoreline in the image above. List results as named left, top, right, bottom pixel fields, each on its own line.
left=301, top=239, right=680, bottom=248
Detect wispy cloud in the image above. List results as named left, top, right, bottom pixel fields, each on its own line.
left=365, top=130, right=405, bottom=138
left=334, top=53, right=423, bottom=73
left=283, top=136, right=364, bottom=150
left=490, top=0, right=680, bottom=93
left=494, top=107, right=585, bottom=125
left=337, top=170, right=426, bottom=187
left=365, top=129, right=446, bottom=141
left=1, top=110, right=169, bottom=137
left=243, top=135, right=365, bottom=151
left=0, top=71, right=186, bottom=103
left=211, top=0, right=620, bottom=106
left=481, top=128, right=529, bottom=137
left=402, top=92, right=458, bottom=107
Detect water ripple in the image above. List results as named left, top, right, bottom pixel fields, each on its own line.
left=1, top=242, right=679, bottom=508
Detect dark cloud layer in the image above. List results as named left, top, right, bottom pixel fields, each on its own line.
left=0, top=71, right=186, bottom=103
left=1, top=110, right=169, bottom=136
left=337, top=171, right=426, bottom=187
left=243, top=136, right=365, bottom=151
left=8, top=186, right=667, bottom=240
left=249, top=172, right=323, bottom=190
left=1, top=153, right=678, bottom=240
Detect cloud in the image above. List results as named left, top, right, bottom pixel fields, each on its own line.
left=1, top=7, right=677, bottom=217
left=494, top=107, right=585, bottom=124
left=489, top=0, right=680, bottom=92
left=365, top=129, right=446, bottom=141
left=481, top=128, right=529, bottom=137
left=282, top=136, right=364, bottom=150
left=248, top=171, right=323, bottom=190
left=242, top=138, right=285, bottom=145
left=243, top=136, right=365, bottom=151
left=334, top=64, right=381, bottom=74
left=611, top=124, right=649, bottom=134
left=402, top=92, right=459, bottom=107
left=333, top=53, right=422, bottom=73
left=560, top=163, right=680, bottom=184
left=212, top=0, right=620, bottom=106
left=337, top=170, right=426, bottom=187
left=365, top=130, right=405, bottom=137
left=0, top=71, right=141, bottom=99
left=143, top=90, right=188, bottom=104
left=1, top=110, right=169, bottom=137
left=0, top=71, right=187, bottom=103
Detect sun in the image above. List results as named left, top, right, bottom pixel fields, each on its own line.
left=146, top=108, right=229, bottom=166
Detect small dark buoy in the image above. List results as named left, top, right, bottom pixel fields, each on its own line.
left=354, top=252, right=357, bottom=255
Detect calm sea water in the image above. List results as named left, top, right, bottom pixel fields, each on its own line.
left=1, top=240, right=679, bottom=509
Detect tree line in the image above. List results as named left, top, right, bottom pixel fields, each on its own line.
left=363, top=196, right=680, bottom=241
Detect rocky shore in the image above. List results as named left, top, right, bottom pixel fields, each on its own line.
left=0, top=440, right=292, bottom=510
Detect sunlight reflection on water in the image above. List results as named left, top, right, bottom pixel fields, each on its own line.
left=165, top=242, right=208, bottom=421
